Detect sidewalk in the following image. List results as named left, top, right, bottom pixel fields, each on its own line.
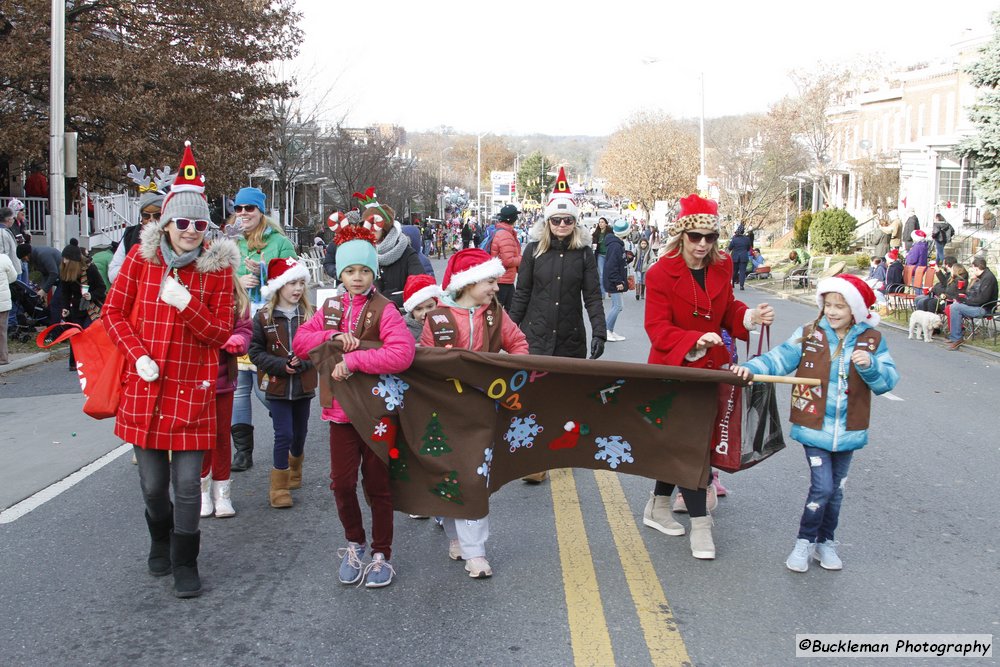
left=0, top=347, right=69, bottom=375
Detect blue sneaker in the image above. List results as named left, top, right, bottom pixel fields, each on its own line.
left=363, top=552, right=395, bottom=588
left=786, top=538, right=814, bottom=573
left=813, top=540, right=843, bottom=570
left=337, top=542, right=366, bottom=584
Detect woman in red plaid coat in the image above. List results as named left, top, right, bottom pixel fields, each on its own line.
left=104, top=177, right=237, bottom=598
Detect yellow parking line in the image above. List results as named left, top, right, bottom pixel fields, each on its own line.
left=594, top=471, right=692, bottom=667
left=550, top=468, right=616, bottom=666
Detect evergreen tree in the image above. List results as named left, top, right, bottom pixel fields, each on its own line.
left=430, top=471, right=463, bottom=505
left=960, top=11, right=1000, bottom=207
left=419, top=412, right=451, bottom=457
left=637, top=392, right=676, bottom=429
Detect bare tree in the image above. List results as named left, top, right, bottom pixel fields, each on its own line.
left=853, top=153, right=900, bottom=222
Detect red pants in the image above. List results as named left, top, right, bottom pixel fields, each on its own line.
left=201, top=391, right=233, bottom=480
left=328, top=422, right=393, bottom=560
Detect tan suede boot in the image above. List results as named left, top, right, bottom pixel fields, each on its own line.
left=288, top=454, right=304, bottom=490
left=269, top=468, right=293, bottom=508
left=689, top=515, right=716, bottom=560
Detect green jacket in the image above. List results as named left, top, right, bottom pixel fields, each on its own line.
left=90, top=249, right=113, bottom=289
left=237, top=225, right=297, bottom=303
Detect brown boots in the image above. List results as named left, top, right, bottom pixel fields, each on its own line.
left=269, top=468, right=293, bottom=508
left=288, top=454, right=304, bottom=490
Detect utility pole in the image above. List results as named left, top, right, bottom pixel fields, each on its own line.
left=49, top=0, right=66, bottom=249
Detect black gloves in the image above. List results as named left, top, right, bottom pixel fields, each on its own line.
left=590, top=337, right=605, bottom=360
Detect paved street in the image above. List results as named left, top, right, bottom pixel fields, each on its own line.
left=2, top=251, right=998, bottom=666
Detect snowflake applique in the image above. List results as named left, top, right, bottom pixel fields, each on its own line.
left=595, top=436, right=634, bottom=470
left=371, top=374, right=410, bottom=411
left=373, top=421, right=388, bottom=437
left=476, top=448, right=493, bottom=486
left=503, top=413, right=544, bottom=453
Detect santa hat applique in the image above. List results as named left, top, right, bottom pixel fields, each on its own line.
left=403, top=274, right=441, bottom=313
left=816, top=273, right=881, bottom=327
left=667, top=194, right=720, bottom=237
left=543, top=167, right=580, bottom=220
left=262, top=257, right=311, bottom=300
left=547, top=421, right=589, bottom=450
left=912, top=229, right=928, bottom=242
left=353, top=186, right=395, bottom=232
left=441, top=248, right=504, bottom=294
left=159, top=141, right=209, bottom=228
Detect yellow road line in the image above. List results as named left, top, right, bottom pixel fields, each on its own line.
left=594, top=471, right=692, bottom=667
left=550, top=468, right=616, bottom=666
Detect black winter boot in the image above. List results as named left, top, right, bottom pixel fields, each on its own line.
left=170, top=531, right=203, bottom=598
left=230, top=424, right=254, bottom=472
left=144, top=510, right=172, bottom=577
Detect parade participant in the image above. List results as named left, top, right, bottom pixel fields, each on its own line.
left=353, top=188, right=426, bottom=310
left=421, top=248, right=529, bottom=577
left=250, top=258, right=317, bottom=508
left=230, top=186, right=297, bottom=474
left=642, top=194, right=774, bottom=560
left=633, top=237, right=652, bottom=300
left=490, top=204, right=522, bottom=310
left=103, top=142, right=236, bottom=597
left=199, top=275, right=251, bottom=519
left=592, top=217, right=610, bottom=296
left=50, top=239, right=107, bottom=370
left=732, top=275, right=898, bottom=572
left=293, top=225, right=415, bottom=588
left=402, top=273, right=441, bottom=341
left=603, top=219, right=631, bottom=342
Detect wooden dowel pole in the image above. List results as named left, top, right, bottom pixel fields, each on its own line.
left=751, top=374, right=822, bottom=386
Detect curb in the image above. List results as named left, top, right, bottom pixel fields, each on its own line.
left=752, top=281, right=1000, bottom=361
left=0, top=347, right=70, bottom=375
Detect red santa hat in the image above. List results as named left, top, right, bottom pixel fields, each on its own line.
left=667, top=194, right=720, bottom=236
left=886, top=248, right=900, bottom=262
left=403, top=274, right=441, bottom=313
left=261, top=257, right=311, bottom=300
left=159, top=141, right=209, bottom=228
left=815, top=273, right=881, bottom=327
left=912, top=229, right=928, bottom=242
left=544, top=167, right=580, bottom=220
left=169, top=141, right=206, bottom=195
left=441, top=248, right=504, bottom=294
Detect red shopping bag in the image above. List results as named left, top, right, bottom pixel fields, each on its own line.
left=37, top=318, right=128, bottom=419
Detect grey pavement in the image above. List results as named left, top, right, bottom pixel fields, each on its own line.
left=1, top=247, right=998, bottom=666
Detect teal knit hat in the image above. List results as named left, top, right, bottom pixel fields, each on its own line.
left=335, top=226, right=379, bottom=278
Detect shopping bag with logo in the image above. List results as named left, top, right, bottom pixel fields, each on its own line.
left=711, top=326, right=786, bottom=472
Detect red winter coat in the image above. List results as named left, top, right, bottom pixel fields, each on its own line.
left=490, top=222, right=521, bottom=285
left=104, top=224, right=239, bottom=451
left=644, top=252, right=750, bottom=370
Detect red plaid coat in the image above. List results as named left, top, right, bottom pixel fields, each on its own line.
left=104, top=225, right=238, bottom=450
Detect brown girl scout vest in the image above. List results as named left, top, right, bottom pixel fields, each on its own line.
left=317, top=290, right=393, bottom=408
left=256, top=307, right=319, bottom=397
left=790, top=323, right=882, bottom=431
left=426, top=297, right=503, bottom=353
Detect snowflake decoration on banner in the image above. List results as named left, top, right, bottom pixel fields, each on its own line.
left=371, top=374, right=409, bottom=411
left=476, top=448, right=493, bottom=486
left=373, top=421, right=388, bottom=437
left=595, top=436, right=634, bottom=470
left=503, top=414, right=544, bottom=453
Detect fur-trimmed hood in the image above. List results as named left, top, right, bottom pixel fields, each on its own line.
left=139, top=222, right=241, bottom=273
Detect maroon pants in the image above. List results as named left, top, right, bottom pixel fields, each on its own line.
left=328, top=422, right=393, bottom=560
left=201, top=391, right=233, bottom=480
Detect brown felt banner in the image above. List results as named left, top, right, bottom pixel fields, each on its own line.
left=310, top=343, right=744, bottom=520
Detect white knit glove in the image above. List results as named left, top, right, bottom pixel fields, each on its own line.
left=160, top=276, right=192, bottom=311
left=135, top=355, right=160, bottom=382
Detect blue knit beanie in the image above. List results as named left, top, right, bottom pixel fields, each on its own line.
left=235, top=187, right=267, bottom=211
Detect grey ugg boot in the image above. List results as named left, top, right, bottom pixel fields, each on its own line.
left=689, top=516, right=716, bottom=560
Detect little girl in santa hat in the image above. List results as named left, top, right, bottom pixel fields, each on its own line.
left=732, top=274, right=898, bottom=574
left=420, top=248, right=529, bottom=578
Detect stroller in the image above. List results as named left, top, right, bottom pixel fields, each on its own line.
left=7, top=280, right=50, bottom=343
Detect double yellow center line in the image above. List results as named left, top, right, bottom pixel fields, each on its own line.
left=551, top=468, right=692, bottom=667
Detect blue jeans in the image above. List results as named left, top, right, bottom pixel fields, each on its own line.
left=797, top=446, right=853, bottom=542
left=134, top=447, right=203, bottom=535
left=948, top=302, right=987, bottom=342
left=935, top=241, right=946, bottom=263
left=597, top=254, right=606, bottom=293
left=268, top=396, right=311, bottom=469
left=606, top=292, right=622, bottom=332
left=232, top=368, right=269, bottom=426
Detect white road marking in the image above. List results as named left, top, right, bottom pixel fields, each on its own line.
left=882, top=392, right=904, bottom=401
left=0, top=444, right=131, bottom=524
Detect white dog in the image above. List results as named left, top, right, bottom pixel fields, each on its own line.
left=908, top=310, right=945, bottom=342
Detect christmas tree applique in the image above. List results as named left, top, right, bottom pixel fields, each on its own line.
left=430, top=471, right=463, bottom=505
left=637, top=392, right=676, bottom=429
left=419, top=412, right=452, bottom=457
left=389, top=439, right=410, bottom=482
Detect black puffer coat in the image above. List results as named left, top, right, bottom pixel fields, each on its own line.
left=509, top=235, right=607, bottom=358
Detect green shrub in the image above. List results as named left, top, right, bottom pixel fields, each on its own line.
left=855, top=253, right=872, bottom=270
left=792, top=211, right=812, bottom=247
left=810, top=208, right=858, bottom=253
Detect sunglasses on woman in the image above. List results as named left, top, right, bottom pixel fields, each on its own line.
left=233, top=205, right=258, bottom=213
left=549, top=217, right=575, bottom=226
left=140, top=211, right=161, bottom=221
left=685, top=231, right=719, bottom=244
left=173, top=218, right=210, bottom=233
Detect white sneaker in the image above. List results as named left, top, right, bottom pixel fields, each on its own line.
left=786, top=538, right=814, bottom=572
left=199, top=476, right=213, bottom=518
left=607, top=331, right=626, bottom=342
left=813, top=540, right=842, bottom=570
left=212, top=479, right=236, bottom=518
left=465, top=557, right=492, bottom=578
left=448, top=539, right=463, bottom=561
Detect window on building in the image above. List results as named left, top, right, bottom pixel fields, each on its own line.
left=937, top=167, right=976, bottom=206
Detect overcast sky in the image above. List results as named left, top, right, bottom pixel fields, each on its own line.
left=291, top=0, right=997, bottom=137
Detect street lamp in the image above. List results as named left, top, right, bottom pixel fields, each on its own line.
left=477, top=131, right=491, bottom=218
